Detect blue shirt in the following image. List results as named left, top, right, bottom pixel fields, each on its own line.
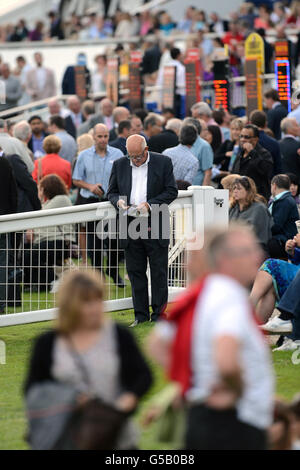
left=163, top=144, right=199, bottom=184
left=190, top=136, right=213, bottom=185
left=73, top=145, right=123, bottom=198
left=32, top=134, right=46, bottom=158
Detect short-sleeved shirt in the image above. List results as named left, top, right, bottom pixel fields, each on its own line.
left=72, top=144, right=123, bottom=198
left=156, top=274, right=274, bottom=430
left=190, top=136, right=213, bottom=185
left=162, top=144, right=199, bottom=184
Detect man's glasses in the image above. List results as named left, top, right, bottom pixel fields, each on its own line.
left=240, top=134, right=253, bottom=139
left=126, top=153, right=145, bottom=162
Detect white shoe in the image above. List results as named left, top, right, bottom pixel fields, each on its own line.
left=273, top=337, right=300, bottom=351
left=261, top=317, right=293, bottom=333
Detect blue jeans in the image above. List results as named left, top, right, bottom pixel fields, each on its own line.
left=278, top=269, right=300, bottom=341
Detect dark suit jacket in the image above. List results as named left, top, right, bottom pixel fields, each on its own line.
left=110, top=136, right=127, bottom=155
left=28, top=132, right=49, bottom=153
left=231, top=143, right=274, bottom=199
left=270, top=191, right=299, bottom=243
left=259, top=130, right=282, bottom=176
left=0, top=157, right=18, bottom=216
left=148, top=129, right=179, bottom=154
left=267, top=104, right=288, bottom=140
left=6, top=154, right=41, bottom=213
left=64, top=115, right=77, bottom=139
left=279, top=137, right=300, bottom=177
left=107, top=152, right=178, bottom=247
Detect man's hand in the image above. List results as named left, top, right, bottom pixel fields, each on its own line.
left=242, top=142, right=254, bottom=154
left=89, top=184, right=104, bottom=198
left=225, top=151, right=233, bottom=158
left=136, top=202, right=150, bottom=214
left=286, top=238, right=296, bottom=256
left=117, top=199, right=129, bottom=210
left=293, top=233, right=300, bottom=248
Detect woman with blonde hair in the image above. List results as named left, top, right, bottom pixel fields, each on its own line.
left=229, top=176, right=273, bottom=251
left=25, top=269, right=152, bottom=450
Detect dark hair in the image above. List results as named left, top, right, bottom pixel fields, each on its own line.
left=118, top=119, right=131, bottom=134
left=212, top=109, right=225, bottom=126
left=28, top=115, right=42, bottom=124
left=162, top=107, right=176, bottom=116
left=286, top=173, right=300, bottom=194
left=40, top=174, right=68, bottom=200
left=249, top=110, right=267, bottom=129
left=170, top=47, right=181, bottom=60
left=231, top=176, right=262, bottom=210
left=271, top=174, right=291, bottom=190
left=207, top=125, right=222, bottom=153
left=264, top=89, right=280, bottom=102
left=179, top=125, right=198, bottom=146
left=134, top=108, right=148, bottom=123
left=183, top=117, right=201, bottom=135
left=49, top=115, right=65, bottom=130
left=243, top=124, right=259, bottom=138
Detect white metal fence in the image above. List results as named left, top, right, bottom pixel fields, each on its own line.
left=0, top=186, right=228, bottom=327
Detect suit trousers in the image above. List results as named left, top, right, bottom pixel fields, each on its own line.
left=125, top=238, right=168, bottom=322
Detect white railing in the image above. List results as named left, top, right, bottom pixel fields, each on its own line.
left=0, top=186, right=228, bottom=327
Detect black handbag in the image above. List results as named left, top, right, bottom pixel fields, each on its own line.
left=54, top=341, right=128, bottom=450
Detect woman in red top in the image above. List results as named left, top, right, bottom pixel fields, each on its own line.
left=32, top=135, right=72, bottom=190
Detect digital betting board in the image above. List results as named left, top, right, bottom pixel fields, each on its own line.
left=275, top=59, right=291, bottom=112
left=74, top=66, right=88, bottom=100
left=213, top=60, right=230, bottom=111
left=213, top=79, right=229, bottom=111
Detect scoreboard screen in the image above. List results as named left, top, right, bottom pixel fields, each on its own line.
left=213, top=79, right=229, bottom=111
left=275, top=59, right=291, bottom=112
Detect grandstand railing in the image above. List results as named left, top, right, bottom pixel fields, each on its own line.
left=0, top=186, right=228, bottom=327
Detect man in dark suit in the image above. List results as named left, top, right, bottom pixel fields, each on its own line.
left=107, top=134, right=178, bottom=326
left=109, top=120, right=132, bottom=155
left=279, top=117, right=300, bottom=177
left=0, top=151, right=18, bottom=313
left=148, top=118, right=181, bottom=154
left=250, top=110, right=282, bottom=176
left=231, top=124, right=273, bottom=199
left=264, top=89, right=288, bottom=140
left=5, top=154, right=41, bottom=213
left=268, top=174, right=299, bottom=259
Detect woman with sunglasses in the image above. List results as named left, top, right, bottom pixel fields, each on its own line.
left=229, top=176, right=273, bottom=253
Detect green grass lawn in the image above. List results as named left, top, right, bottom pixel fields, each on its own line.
left=0, top=311, right=299, bottom=450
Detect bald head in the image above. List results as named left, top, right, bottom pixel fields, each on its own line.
left=93, top=123, right=109, bottom=153
left=126, top=134, right=148, bottom=166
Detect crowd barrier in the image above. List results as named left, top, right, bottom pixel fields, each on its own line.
left=0, top=186, right=228, bottom=327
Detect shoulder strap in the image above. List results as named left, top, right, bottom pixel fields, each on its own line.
left=37, top=157, right=44, bottom=185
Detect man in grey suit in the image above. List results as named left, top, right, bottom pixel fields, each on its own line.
left=85, top=97, right=114, bottom=132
